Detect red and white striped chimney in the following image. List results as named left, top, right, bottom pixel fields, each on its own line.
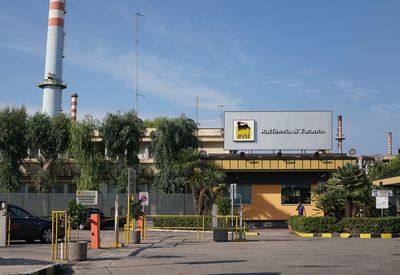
left=387, top=132, right=392, bottom=156
left=38, top=0, right=67, bottom=117
left=70, top=93, right=78, bottom=121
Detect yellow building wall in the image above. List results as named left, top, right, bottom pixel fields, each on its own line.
left=243, top=184, right=322, bottom=220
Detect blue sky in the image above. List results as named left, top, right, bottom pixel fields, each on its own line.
left=0, top=0, right=399, bottom=155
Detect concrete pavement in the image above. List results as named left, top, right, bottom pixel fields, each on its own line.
left=2, top=229, right=400, bottom=274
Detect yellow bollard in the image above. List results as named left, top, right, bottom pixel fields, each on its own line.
left=202, top=216, right=205, bottom=240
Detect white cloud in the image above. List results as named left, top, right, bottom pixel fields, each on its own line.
left=68, top=46, right=242, bottom=110
left=297, top=68, right=324, bottom=76
left=329, top=80, right=378, bottom=99
left=0, top=42, right=42, bottom=56
left=263, top=78, right=320, bottom=96
left=371, top=103, right=400, bottom=117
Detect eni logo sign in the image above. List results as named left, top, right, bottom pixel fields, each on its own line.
left=233, top=120, right=255, bottom=142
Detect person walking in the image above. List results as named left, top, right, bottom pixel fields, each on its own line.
left=296, top=202, right=306, bottom=216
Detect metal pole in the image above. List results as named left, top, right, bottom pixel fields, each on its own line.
left=135, top=12, right=146, bottom=115
left=231, top=194, right=234, bottom=241
left=127, top=167, right=131, bottom=244
left=218, top=104, right=224, bottom=129
left=239, top=195, right=243, bottom=240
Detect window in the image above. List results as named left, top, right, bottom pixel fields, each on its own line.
left=234, top=184, right=252, bottom=204
left=8, top=206, right=32, bottom=218
left=281, top=183, right=311, bottom=204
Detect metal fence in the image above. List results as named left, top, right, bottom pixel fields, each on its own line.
left=0, top=193, right=196, bottom=217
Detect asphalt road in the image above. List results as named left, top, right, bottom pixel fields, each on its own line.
left=63, top=229, right=400, bottom=275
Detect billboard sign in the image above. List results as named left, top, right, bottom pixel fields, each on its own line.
left=224, top=111, right=332, bottom=150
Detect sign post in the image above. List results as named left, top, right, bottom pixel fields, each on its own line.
left=230, top=184, right=237, bottom=240
left=373, top=189, right=392, bottom=218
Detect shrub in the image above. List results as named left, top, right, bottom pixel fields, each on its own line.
left=216, top=196, right=231, bottom=216
left=288, top=216, right=400, bottom=233
left=340, top=217, right=400, bottom=233
left=150, top=216, right=241, bottom=231
left=288, top=216, right=340, bottom=233
left=151, top=216, right=212, bottom=230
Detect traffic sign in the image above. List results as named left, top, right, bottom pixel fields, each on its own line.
left=372, top=190, right=393, bottom=197
left=139, top=192, right=149, bottom=206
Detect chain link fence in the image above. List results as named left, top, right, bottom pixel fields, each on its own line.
left=0, top=193, right=196, bottom=217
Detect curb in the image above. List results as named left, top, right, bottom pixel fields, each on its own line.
left=29, top=263, right=61, bottom=275
left=294, top=231, right=400, bottom=238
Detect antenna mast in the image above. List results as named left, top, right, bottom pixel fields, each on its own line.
left=135, top=12, right=146, bottom=114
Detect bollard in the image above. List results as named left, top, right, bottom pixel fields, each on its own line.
left=90, top=213, right=100, bottom=249
left=138, top=216, right=145, bottom=239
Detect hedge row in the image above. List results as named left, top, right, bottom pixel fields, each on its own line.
left=150, top=216, right=237, bottom=230
left=288, top=216, right=400, bottom=233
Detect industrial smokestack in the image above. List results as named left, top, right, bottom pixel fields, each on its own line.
left=38, top=0, right=67, bottom=117
left=387, top=132, right=392, bottom=156
left=335, top=115, right=345, bottom=154
left=70, top=93, right=78, bottom=121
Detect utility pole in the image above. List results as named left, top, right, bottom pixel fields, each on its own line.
left=218, top=104, right=224, bottom=129
left=135, top=12, right=146, bottom=115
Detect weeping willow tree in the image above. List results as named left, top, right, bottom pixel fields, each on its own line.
left=69, top=116, right=103, bottom=191
left=101, top=111, right=145, bottom=193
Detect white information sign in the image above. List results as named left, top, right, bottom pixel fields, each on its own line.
left=372, top=190, right=393, bottom=197
left=139, top=192, right=149, bottom=206
left=376, top=196, right=389, bottom=209
left=76, top=190, right=98, bottom=205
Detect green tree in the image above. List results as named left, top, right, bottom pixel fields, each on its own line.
left=0, top=106, right=28, bottom=191
left=143, top=117, right=166, bottom=128
left=152, top=115, right=199, bottom=192
left=383, top=155, right=400, bottom=177
left=328, top=163, right=370, bottom=217
left=367, top=161, right=387, bottom=181
left=312, top=182, right=345, bottom=219
left=101, top=111, right=145, bottom=192
left=173, top=148, right=225, bottom=215
left=69, top=116, right=103, bottom=191
left=27, top=112, right=70, bottom=192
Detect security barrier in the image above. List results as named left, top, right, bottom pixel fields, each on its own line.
left=143, top=215, right=246, bottom=241
left=144, top=215, right=206, bottom=241
left=51, top=211, right=70, bottom=261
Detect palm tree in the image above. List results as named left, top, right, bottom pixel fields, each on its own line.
left=312, top=182, right=345, bottom=219
left=329, top=163, right=370, bottom=217
left=173, top=148, right=225, bottom=215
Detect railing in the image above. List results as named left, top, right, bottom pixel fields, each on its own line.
left=143, top=215, right=247, bottom=241
left=51, top=211, right=70, bottom=262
